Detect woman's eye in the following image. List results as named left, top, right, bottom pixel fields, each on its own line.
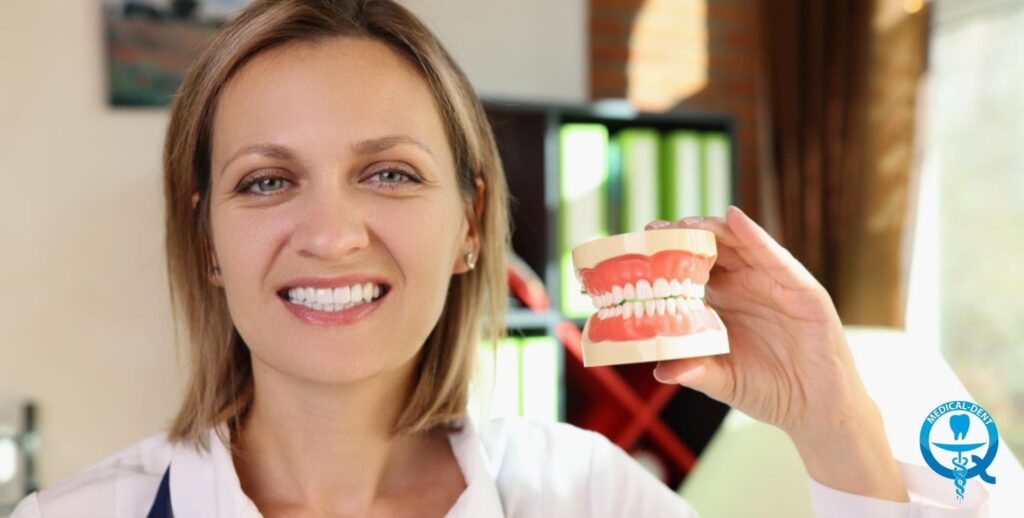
left=368, top=168, right=422, bottom=188
left=239, top=175, right=291, bottom=195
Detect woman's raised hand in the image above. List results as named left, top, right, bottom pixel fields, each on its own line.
left=646, top=206, right=865, bottom=434
left=646, top=206, right=909, bottom=501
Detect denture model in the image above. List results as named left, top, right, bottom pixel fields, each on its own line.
left=571, top=228, right=729, bottom=367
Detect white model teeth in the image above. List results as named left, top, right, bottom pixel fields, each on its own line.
left=612, top=285, right=624, bottom=304
left=635, top=280, right=653, bottom=300
left=287, top=282, right=385, bottom=312
left=681, top=279, right=703, bottom=298
left=595, top=295, right=705, bottom=320
left=669, top=279, right=682, bottom=296
left=622, top=283, right=635, bottom=301
left=653, top=278, right=670, bottom=298
left=588, top=278, right=706, bottom=311
left=622, top=301, right=633, bottom=319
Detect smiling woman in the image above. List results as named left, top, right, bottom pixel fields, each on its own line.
left=7, top=1, right=992, bottom=517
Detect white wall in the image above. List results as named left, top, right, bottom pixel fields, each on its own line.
left=406, top=0, right=587, bottom=103
left=0, top=0, right=584, bottom=487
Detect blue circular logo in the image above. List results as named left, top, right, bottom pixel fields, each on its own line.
left=920, top=400, right=998, bottom=498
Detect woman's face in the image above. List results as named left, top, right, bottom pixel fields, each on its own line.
left=206, top=37, right=473, bottom=385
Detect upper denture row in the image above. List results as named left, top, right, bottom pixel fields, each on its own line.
left=590, top=278, right=704, bottom=309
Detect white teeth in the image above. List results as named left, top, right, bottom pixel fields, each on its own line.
left=316, top=288, right=333, bottom=305
left=681, top=280, right=704, bottom=298
left=669, top=279, right=683, bottom=297
left=612, top=285, right=623, bottom=304
left=588, top=278, right=705, bottom=317
left=636, top=280, right=653, bottom=300
left=288, top=282, right=385, bottom=312
left=653, top=278, right=670, bottom=298
left=676, top=296, right=689, bottom=314
left=333, top=286, right=351, bottom=305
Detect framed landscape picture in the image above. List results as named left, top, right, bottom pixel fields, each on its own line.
left=103, top=0, right=252, bottom=107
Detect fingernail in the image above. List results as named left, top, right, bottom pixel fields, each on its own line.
left=681, top=216, right=703, bottom=225
left=653, top=367, right=668, bottom=383
left=648, top=220, right=671, bottom=229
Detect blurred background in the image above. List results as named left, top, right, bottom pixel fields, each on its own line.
left=1, top=0, right=1023, bottom=516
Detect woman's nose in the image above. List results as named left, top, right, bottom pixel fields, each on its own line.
left=293, top=189, right=371, bottom=260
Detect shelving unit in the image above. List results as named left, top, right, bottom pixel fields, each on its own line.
left=484, top=98, right=737, bottom=489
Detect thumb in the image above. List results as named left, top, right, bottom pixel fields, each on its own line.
left=653, top=356, right=732, bottom=404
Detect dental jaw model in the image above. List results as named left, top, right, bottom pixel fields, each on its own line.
left=571, top=228, right=729, bottom=367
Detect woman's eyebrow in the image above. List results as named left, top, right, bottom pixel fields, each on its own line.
left=219, top=135, right=434, bottom=177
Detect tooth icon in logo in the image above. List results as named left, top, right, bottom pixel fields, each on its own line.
left=950, top=413, right=970, bottom=441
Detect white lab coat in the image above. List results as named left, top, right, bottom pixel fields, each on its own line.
left=10, top=415, right=989, bottom=517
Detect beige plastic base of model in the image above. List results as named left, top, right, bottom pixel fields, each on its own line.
left=580, top=319, right=730, bottom=367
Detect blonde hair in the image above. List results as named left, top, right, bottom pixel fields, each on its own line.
left=163, top=0, right=510, bottom=452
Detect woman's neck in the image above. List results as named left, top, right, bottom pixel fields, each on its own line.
left=231, top=358, right=456, bottom=516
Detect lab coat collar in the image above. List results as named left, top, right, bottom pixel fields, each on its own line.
left=167, top=414, right=506, bottom=517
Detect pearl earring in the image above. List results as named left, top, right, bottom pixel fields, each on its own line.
left=464, top=251, right=477, bottom=271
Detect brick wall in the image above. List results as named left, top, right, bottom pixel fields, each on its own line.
left=590, top=0, right=762, bottom=218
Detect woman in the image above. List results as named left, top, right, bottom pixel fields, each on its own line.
left=12, top=0, right=987, bottom=516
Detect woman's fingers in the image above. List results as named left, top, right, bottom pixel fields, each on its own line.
left=658, top=216, right=754, bottom=272
left=723, top=206, right=820, bottom=290
left=653, top=355, right=733, bottom=404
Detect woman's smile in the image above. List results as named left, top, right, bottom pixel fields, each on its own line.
left=276, top=276, right=393, bottom=327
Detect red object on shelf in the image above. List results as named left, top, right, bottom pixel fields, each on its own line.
left=557, top=321, right=697, bottom=473
left=507, top=250, right=549, bottom=312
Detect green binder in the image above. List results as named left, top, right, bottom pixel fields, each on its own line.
left=616, top=128, right=662, bottom=233
left=659, top=130, right=703, bottom=221
left=701, top=132, right=733, bottom=217
left=558, top=123, right=609, bottom=318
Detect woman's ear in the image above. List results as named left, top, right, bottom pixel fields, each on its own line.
left=454, top=176, right=485, bottom=274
